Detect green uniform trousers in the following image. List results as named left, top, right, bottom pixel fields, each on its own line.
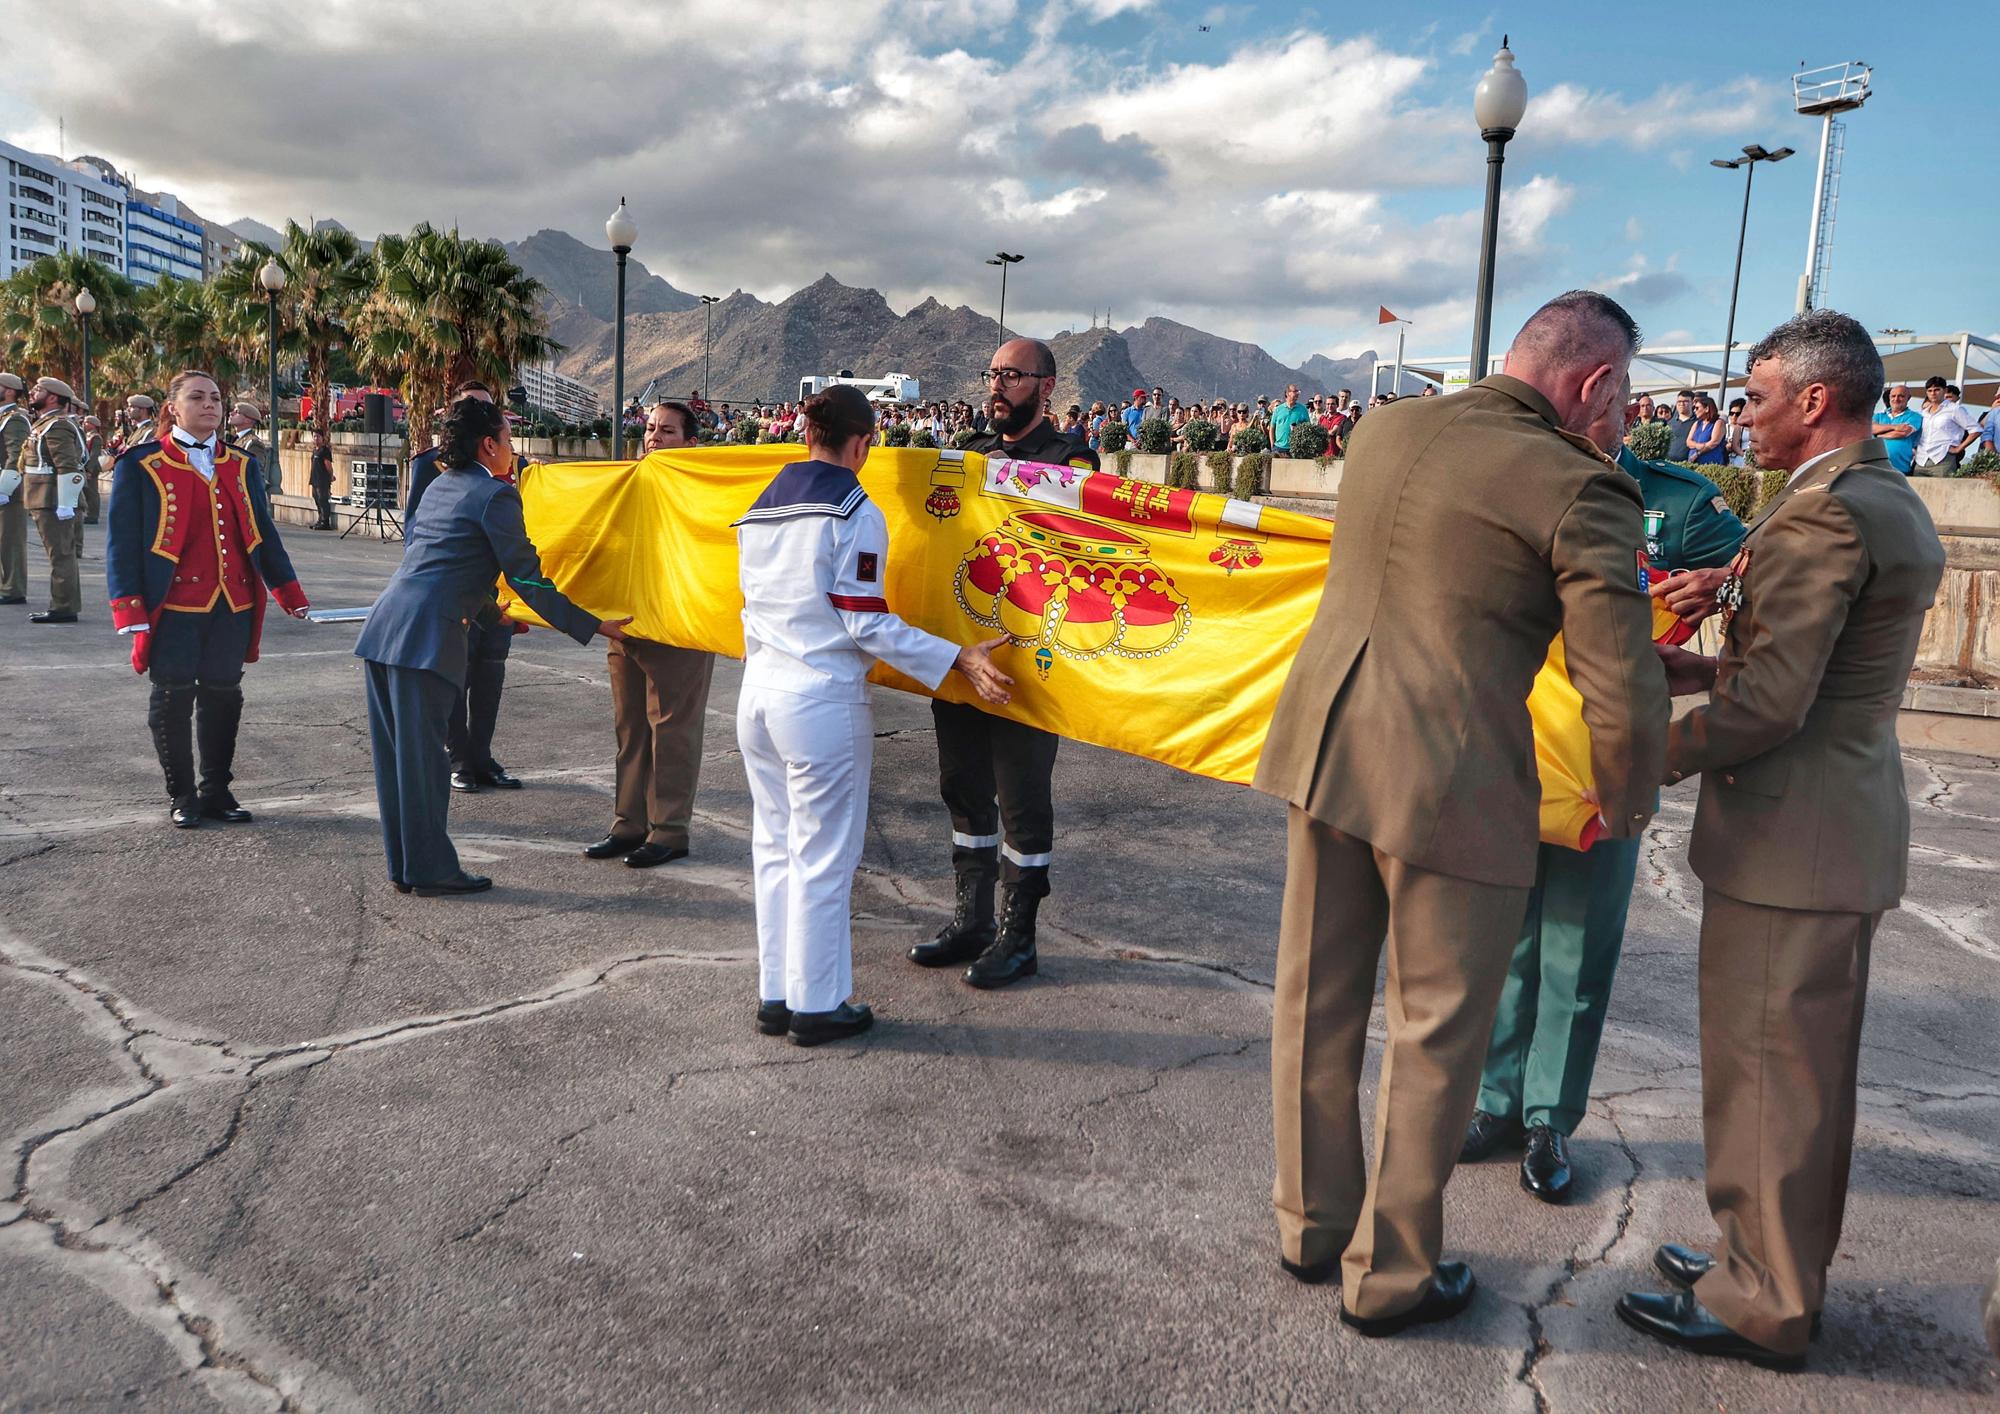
left=1475, top=835, right=1641, bottom=1135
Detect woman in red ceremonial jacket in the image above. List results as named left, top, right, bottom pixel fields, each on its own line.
left=106, top=370, right=310, bottom=829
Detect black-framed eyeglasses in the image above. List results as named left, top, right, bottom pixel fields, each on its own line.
left=983, top=367, right=1046, bottom=387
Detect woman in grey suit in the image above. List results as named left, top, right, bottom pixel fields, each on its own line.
left=354, top=398, right=630, bottom=895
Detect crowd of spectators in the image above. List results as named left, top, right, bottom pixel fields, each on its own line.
left=1077, top=382, right=1435, bottom=456
left=1626, top=375, right=2000, bottom=476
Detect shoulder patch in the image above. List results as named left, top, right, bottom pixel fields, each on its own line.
left=857, top=551, right=878, bottom=583
left=1710, top=495, right=1730, bottom=514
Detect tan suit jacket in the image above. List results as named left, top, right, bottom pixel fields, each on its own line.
left=1667, top=438, right=1945, bottom=913
left=1255, top=375, right=1669, bottom=888
left=18, top=412, right=83, bottom=511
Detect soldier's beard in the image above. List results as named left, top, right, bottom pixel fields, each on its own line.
left=990, top=396, right=1039, bottom=438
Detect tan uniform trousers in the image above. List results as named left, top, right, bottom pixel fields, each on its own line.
left=28, top=506, right=81, bottom=615
left=607, top=637, right=715, bottom=850
left=1692, top=887, right=1876, bottom=1357
left=1272, top=806, right=1529, bottom=1320
left=0, top=495, right=24, bottom=599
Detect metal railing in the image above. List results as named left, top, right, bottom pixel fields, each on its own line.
left=1793, top=61, right=1870, bottom=114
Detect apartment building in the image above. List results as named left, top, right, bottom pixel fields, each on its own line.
left=2, top=137, right=128, bottom=279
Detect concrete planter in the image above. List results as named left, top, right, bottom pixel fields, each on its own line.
left=1913, top=477, right=2000, bottom=532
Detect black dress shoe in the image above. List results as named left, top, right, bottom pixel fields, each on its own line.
left=476, top=766, right=523, bottom=790
left=1520, top=1123, right=1572, bottom=1203
left=29, top=611, right=78, bottom=624
left=624, top=842, right=689, bottom=869
left=789, top=1002, right=874, bottom=1047
left=1339, top=1262, right=1476, bottom=1336
left=584, top=834, right=643, bottom=859
left=1460, top=1109, right=1523, bottom=1163
left=449, top=770, right=480, bottom=793
left=170, top=799, right=203, bottom=829
left=1281, top=1254, right=1337, bottom=1285
left=1653, top=1247, right=1822, bottom=1340
left=412, top=872, right=493, bottom=897
left=0, top=595, right=24, bottom=605
left=756, top=1000, right=792, bottom=1036
left=198, top=795, right=254, bottom=824
left=393, top=881, right=414, bottom=895
left=1654, top=1243, right=1714, bottom=1290
left=1615, top=1289, right=1804, bottom=1370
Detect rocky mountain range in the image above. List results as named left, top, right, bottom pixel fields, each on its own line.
left=499, top=229, right=1416, bottom=409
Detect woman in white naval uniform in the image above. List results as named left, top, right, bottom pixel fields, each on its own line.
left=735, top=386, right=1011, bottom=1046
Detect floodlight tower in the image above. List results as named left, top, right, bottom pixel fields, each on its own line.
left=1792, top=60, right=1871, bottom=313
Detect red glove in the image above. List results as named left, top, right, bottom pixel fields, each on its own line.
left=130, top=630, right=151, bottom=675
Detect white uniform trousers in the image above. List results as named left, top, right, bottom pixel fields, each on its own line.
left=737, top=685, right=875, bottom=1014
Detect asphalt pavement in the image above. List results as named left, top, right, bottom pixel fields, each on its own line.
left=2, top=527, right=1996, bottom=1412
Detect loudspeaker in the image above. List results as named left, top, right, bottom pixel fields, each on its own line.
left=363, top=392, right=393, bottom=435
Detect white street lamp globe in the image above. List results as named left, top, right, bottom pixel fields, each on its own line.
left=1474, top=39, right=1528, bottom=132
left=74, top=288, right=97, bottom=316
left=259, top=258, right=287, bottom=293
left=606, top=199, right=637, bottom=254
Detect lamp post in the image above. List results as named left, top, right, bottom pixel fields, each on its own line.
left=1709, top=143, right=1794, bottom=405
left=259, top=258, right=286, bottom=489
left=1468, top=38, right=1527, bottom=382
left=73, top=288, right=96, bottom=417
left=606, top=198, right=637, bottom=456
left=700, top=294, right=720, bottom=405
left=986, top=252, right=1023, bottom=341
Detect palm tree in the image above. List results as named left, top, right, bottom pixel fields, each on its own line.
left=0, top=252, right=140, bottom=416
left=354, top=224, right=557, bottom=447
left=264, top=221, right=369, bottom=440
left=136, top=276, right=244, bottom=393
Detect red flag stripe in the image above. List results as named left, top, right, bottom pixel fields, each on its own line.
left=828, top=593, right=890, bottom=613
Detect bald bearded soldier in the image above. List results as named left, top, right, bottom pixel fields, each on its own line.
left=0, top=372, right=29, bottom=605
left=907, top=336, right=1097, bottom=991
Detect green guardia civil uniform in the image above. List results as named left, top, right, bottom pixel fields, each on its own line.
left=1475, top=446, right=1747, bottom=1134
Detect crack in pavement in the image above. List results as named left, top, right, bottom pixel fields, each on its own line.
left=1514, top=1104, right=1641, bottom=1414
left=0, top=931, right=755, bottom=1412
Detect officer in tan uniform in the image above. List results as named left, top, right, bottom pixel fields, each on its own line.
left=0, top=372, right=30, bottom=605
left=17, top=376, right=87, bottom=624
left=1255, top=290, right=1668, bottom=1335
left=227, top=401, right=273, bottom=491
left=121, top=394, right=158, bottom=452
left=1617, top=310, right=1945, bottom=1370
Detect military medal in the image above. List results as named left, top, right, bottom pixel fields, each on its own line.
left=1716, top=545, right=1750, bottom=630
left=1642, top=508, right=1665, bottom=566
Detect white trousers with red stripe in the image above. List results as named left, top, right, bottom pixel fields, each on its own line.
left=737, top=685, right=874, bottom=1014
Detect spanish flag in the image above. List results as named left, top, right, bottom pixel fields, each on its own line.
left=501, top=447, right=1677, bottom=851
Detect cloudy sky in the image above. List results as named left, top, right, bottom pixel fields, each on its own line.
left=5, top=0, right=1985, bottom=366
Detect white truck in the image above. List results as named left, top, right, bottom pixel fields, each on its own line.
left=797, top=371, right=920, bottom=405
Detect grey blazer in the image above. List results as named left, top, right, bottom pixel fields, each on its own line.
left=354, top=465, right=599, bottom=686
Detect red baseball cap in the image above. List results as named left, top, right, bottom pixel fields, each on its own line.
left=1133, top=389, right=1146, bottom=399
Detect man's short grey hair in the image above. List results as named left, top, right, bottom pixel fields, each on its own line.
left=1744, top=310, right=1883, bottom=422
left=1509, top=290, right=1642, bottom=370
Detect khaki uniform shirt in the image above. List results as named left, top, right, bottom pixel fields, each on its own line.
left=1254, top=375, right=1669, bottom=888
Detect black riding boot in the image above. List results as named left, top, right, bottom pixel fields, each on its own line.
left=148, top=683, right=200, bottom=827
left=909, top=869, right=997, bottom=967
left=965, top=885, right=1040, bottom=989
left=194, top=685, right=252, bottom=821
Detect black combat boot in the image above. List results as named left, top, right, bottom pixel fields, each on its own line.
left=964, top=885, right=1040, bottom=989
left=908, top=871, right=997, bottom=967
left=148, top=683, right=201, bottom=828
left=194, top=685, right=253, bottom=822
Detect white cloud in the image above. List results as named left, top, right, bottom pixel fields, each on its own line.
left=12, top=4, right=1724, bottom=357
left=1526, top=78, right=1778, bottom=151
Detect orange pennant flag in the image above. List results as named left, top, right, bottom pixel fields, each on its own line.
left=1378, top=306, right=1399, bottom=324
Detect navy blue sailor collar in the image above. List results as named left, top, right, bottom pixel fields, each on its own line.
left=732, top=458, right=866, bottom=526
